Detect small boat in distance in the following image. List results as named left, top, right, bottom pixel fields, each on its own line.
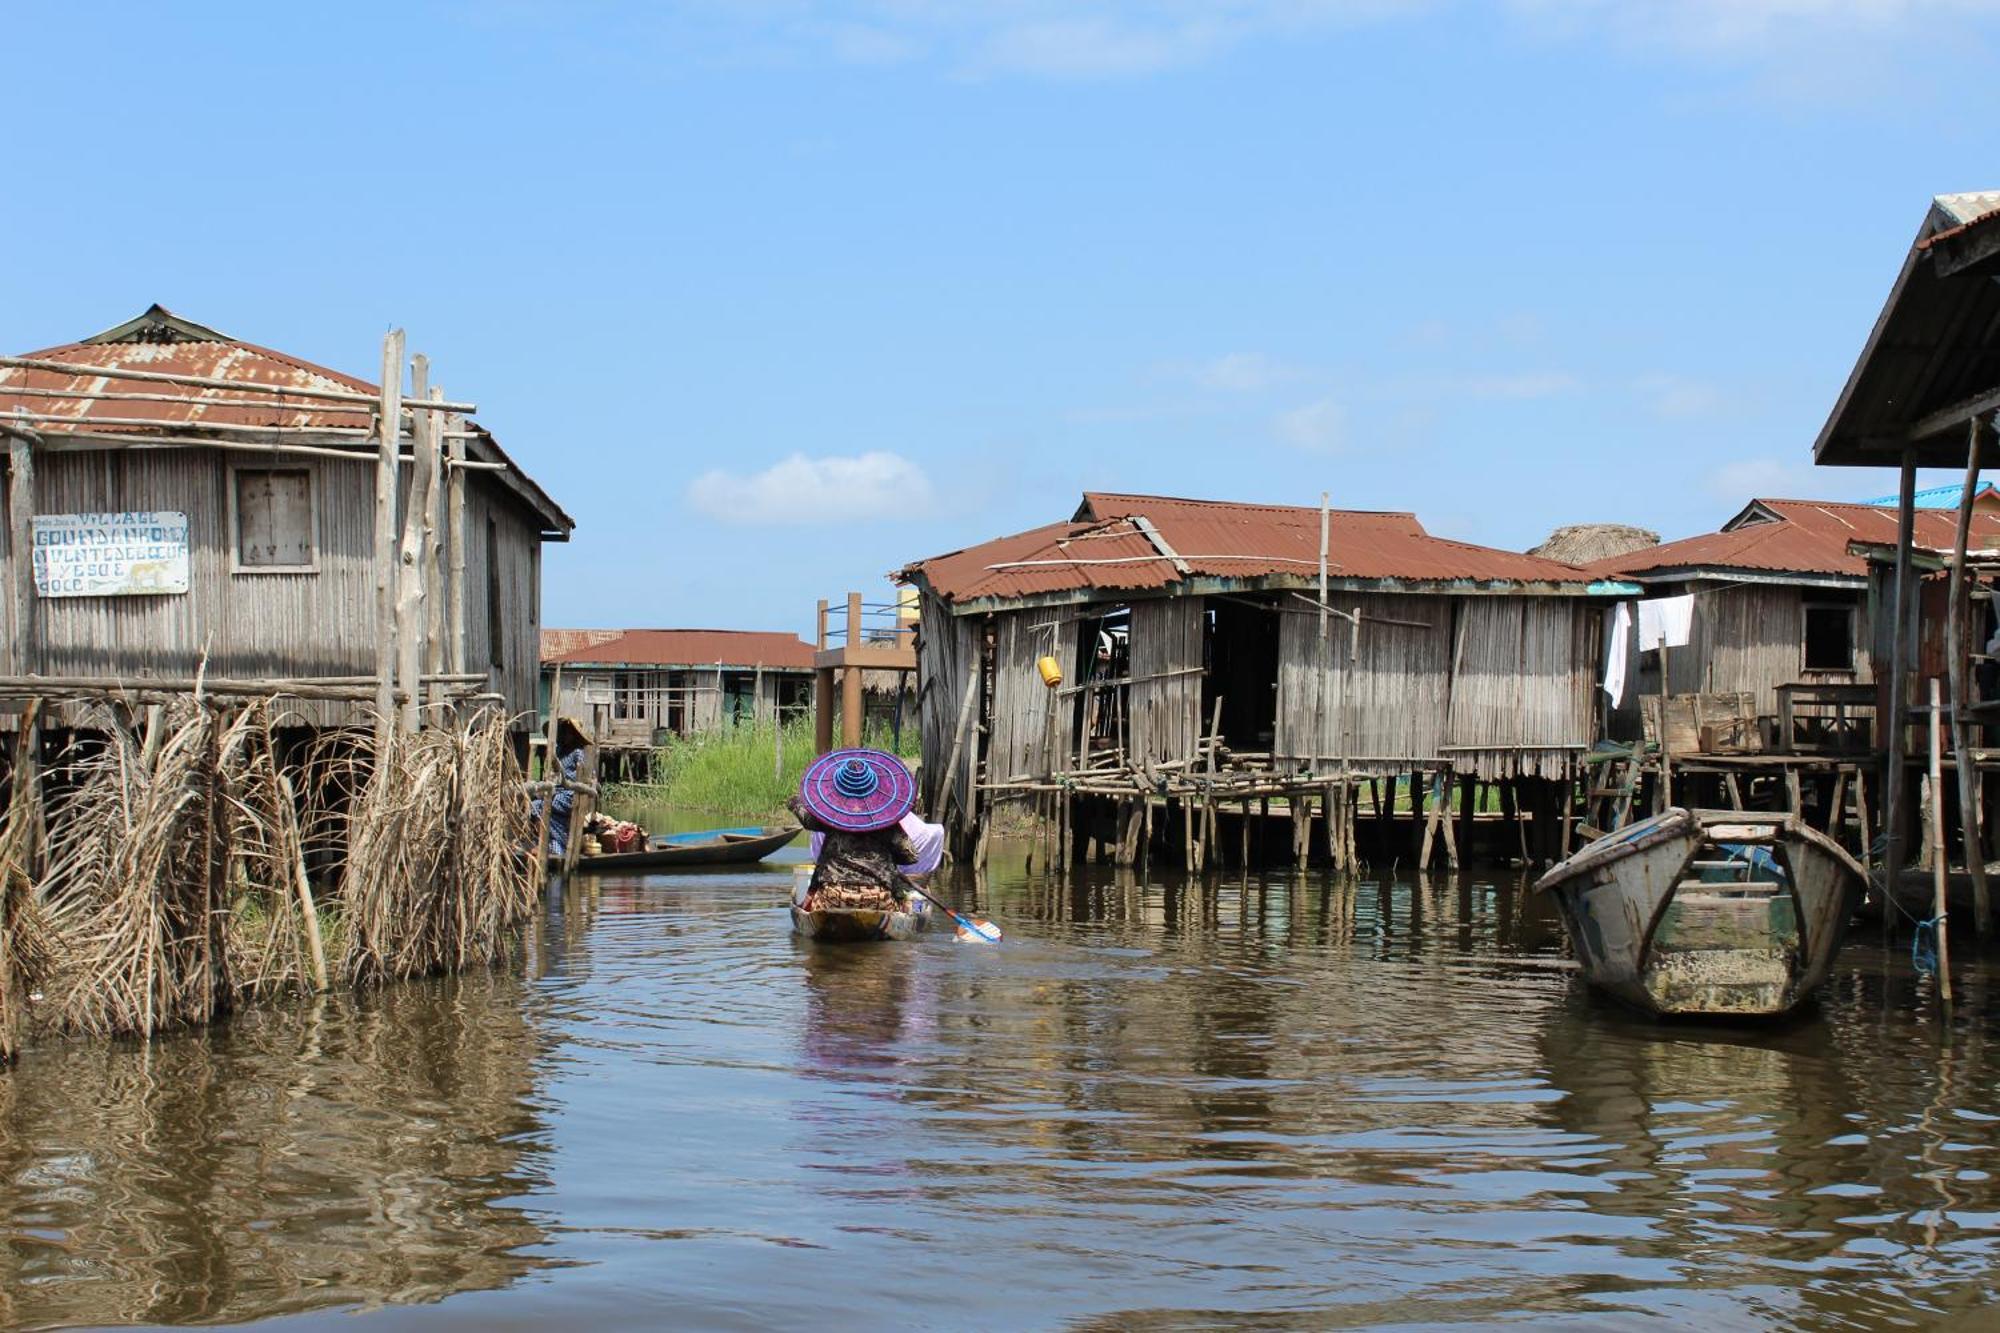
left=1534, top=808, right=1865, bottom=1019
left=789, top=863, right=931, bottom=942
left=553, top=825, right=800, bottom=874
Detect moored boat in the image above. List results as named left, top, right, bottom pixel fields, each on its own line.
left=788, top=863, right=930, bottom=942
left=552, top=825, right=799, bottom=874
left=1534, top=807, right=1864, bottom=1018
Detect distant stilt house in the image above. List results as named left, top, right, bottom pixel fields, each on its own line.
left=540, top=628, right=816, bottom=776
left=897, top=492, right=1634, bottom=870
left=1583, top=498, right=2000, bottom=752
left=0, top=305, right=573, bottom=735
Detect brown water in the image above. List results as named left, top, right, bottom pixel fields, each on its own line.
left=3, top=846, right=1999, bottom=1330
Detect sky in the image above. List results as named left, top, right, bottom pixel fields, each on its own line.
left=5, top=1, right=2000, bottom=636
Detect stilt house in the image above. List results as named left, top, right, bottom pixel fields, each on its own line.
left=0, top=306, right=572, bottom=733
left=898, top=492, right=1632, bottom=852
left=541, top=628, right=816, bottom=745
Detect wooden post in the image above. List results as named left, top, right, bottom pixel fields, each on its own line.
left=7, top=436, right=34, bottom=675
left=842, top=592, right=864, bottom=748
left=939, top=663, right=981, bottom=829
left=446, top=412, right=467, bottom=676
left=423, top=388, right=448, bottom=693
left=372, top=330, right=405, bottom=737
left=1947, top=417, right=1991, bottom=935
left=813, top=667, right=835, bottom=754
left=1314, top=493, right=1329, bottom=774
left=535, top=664, right=563, bottom=889
left=394, top=355, right=437, bottom=734
left=1928, top=676, right=1954, bottom=1003
left=1440, top=770, right=1460, bottom=867
left=1883, top=453, right=1918, bottom=917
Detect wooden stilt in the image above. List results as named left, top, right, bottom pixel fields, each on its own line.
left=1928, top=677, right=1954, bottom=1003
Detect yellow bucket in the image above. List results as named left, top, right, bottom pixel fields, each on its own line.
left=1036, top=655, right=1063, bottom=688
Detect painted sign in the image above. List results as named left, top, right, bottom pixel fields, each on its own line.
left=31, top=511, right=191, bottom=598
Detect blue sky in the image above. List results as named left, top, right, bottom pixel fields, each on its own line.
left=5, top=2, right=2000, bottom=634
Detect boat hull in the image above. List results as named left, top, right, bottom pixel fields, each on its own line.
left=788, top=871, right=929, bottom=942
left=554, top=825, right=799, bottom=873
left=1534, top=808, right=1863, bottom=1018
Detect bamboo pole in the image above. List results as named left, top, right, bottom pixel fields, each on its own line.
left=277, top=769, right=328, bottom=993
left=424, top=388, right=448, bottom=689
left=27, top=431, right=508, bottom=466
left=446, top=411, right=468, bottom=676
left=535, top=665, right=563, bottom=889
left=1947, top=417, right=1991, bottom=935
left=1929, top=676, right=1954, bottom=1004
left=372, top=331, right=405, bottom=737
left=1884, top=454, right=1919, bottom=926
left=394, top=355, right=437, bottom=733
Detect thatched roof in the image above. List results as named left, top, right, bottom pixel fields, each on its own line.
left=1528, top=523, right=1660, bottom=565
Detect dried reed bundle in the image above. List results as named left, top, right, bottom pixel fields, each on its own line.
left=336, top=713, right=534, bottom=986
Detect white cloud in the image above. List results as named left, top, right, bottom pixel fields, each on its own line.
left=1634, top=372, right=1726, bottom=419
left=688, top=451, right=934, bottom=524
left=1190, top=351, right=1300, bottom=392
left=1455, top=370, right=1579, bottom=400
left=1276, top=397, right=1347, bottom=452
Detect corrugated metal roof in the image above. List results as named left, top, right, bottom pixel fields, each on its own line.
left=1859, top=482, right=2000, bottom=509
left=0, top=305, right=573, bottom=536
left=903, top=492, right=1603, bottom=606
left=542, top=628, right=817, bottom=669
left=1815, top=192, right=2000, bottom=468
left=1587, top=497, right=2000, bottom=580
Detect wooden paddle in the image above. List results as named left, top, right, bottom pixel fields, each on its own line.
left=897, top=874, right=1002, bottom=943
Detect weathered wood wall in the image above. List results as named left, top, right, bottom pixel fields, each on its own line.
left=2, top=446, right=550, bottom=729
left=986, top=608, right=1078, bottom=784
left=915, top=591, right=982, bottom=828
left=1129, top=596, right=1204, bottom=765
left=1274, top=592, right=1454, bottom=773
left=1662, top=584, right=1873, bottom=717
left=1445, top=596, right=1597, bottom=779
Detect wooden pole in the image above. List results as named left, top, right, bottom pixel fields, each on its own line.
left=1947, top=417, right=1991, bottom=935
left=841, top=592, right=865, bottom=747
left=394, top=354, right=436, bottom=733
left=535, top=665, right=563, bottom=889
left=1929, top=676, right=1954, bottom=1003
left=446, top=411, right=468, bottom=677
left=372, top=330, right=405, bottom=738
left=1884, top=453, right=1918, bottom=919
left=1315, top=492, right=1329, bottom=773
left=7, top=436, right=34, bottom=676
left=813, top=668, right=835, bottom=755
left=424, top=387, right=448, bottom=687
left=939, top=662, right=981, bottom=829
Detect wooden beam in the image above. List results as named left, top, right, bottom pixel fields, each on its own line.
left=1947, top=417, right=1991, bottom=934
left=1907, top=383, right=2000, bottom=445
left=6, top=436, right=32, bottom=675
left=447, top=411, right=468, bottom=677
left=395, top=356, right=438, bottom=732
left=373, top=330, right=405, bottom=736
left=1130, top=514, right=1193, bottom=575
left=1883, top=453, right=1918, bottom=910
left=0, top=352, right=476, bottom=412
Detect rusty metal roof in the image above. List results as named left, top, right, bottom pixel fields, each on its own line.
left=1815, top=192, right=2000, bottom=468
left=902, top=492, right=1606, bottom=607
left=542, top=628, right=818, bottom=669
left=0, top=305, right=573, bottom=537
left=1586, top=497, right=2000, bottom=581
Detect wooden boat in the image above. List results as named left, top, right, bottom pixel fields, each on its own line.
left=553, top=825, right=799, bottom=873
left=788, top=864, right=931, bottom=942
left=1533, top=808, right=1864, bottom=1018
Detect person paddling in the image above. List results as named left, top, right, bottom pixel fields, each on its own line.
left=789, top=748, right=920, bottom=910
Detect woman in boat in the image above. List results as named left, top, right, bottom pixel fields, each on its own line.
left=789, top=747, right=920, bottom=910
left=530, top=717, right=592, bottom=857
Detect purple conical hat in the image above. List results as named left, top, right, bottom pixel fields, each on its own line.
left=798, top=747, right=915, bottom=832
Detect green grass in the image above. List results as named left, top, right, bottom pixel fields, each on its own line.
left=607, top=718, right=920, bottom=818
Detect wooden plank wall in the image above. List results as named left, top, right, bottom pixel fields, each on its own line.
left=1129, top=596, right=1205, bottom=766
left=1664, top=584, right=1873, bottom=717
left=1446, top=596, right=1597, bottom=779
left=2, top=447, right=551, bottom=731
left=915, top=591, right=981, bottom=825
left=1274, top=592, right=1453, bottom=773
left=986, top=608, right=1077, bottom=783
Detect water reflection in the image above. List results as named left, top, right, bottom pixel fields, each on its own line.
left=4, top=846, right=2000, bottom=1329
left=0, top=973, right=552, bottom=1328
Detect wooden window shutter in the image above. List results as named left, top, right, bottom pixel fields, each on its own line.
left=236, top=469, right=313, bottom=567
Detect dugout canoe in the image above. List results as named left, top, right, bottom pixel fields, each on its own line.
left=1534, top=807, right=1864, bottom=1019
left=788, top=865, right=931, bottom=942
left=555, top=825, right=800, bottom=873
